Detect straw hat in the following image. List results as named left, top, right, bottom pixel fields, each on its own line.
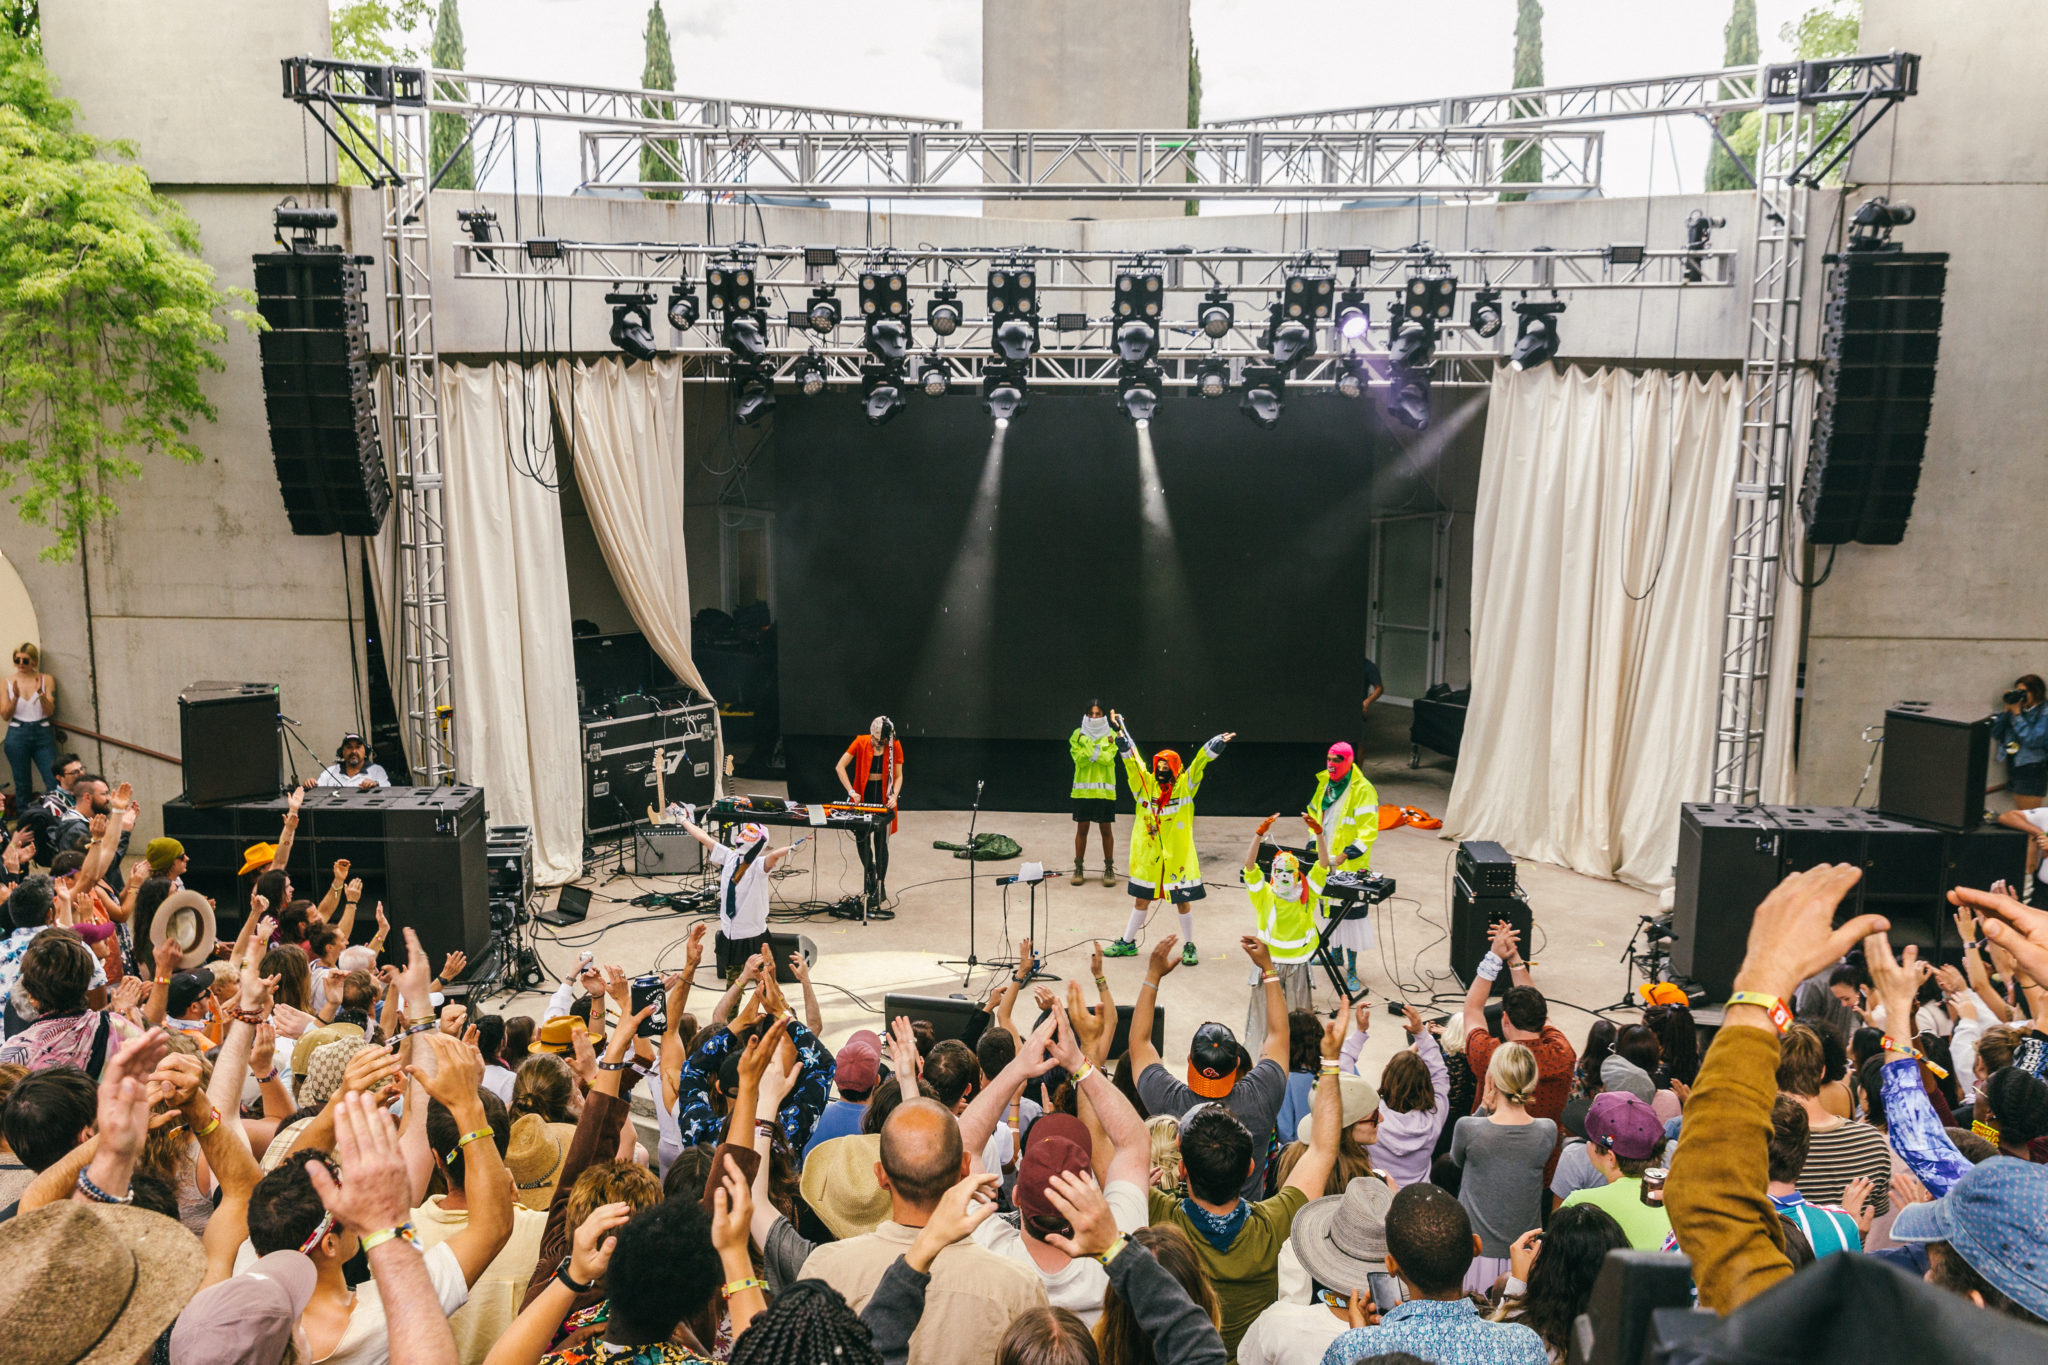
left=506, top=1113, right=569, bottom=1211
left=0, top=1203, right=205, bottom=1365
left=148, top=889, right=216, bottom=971
left=799, top=1134, right=892, bottom=1240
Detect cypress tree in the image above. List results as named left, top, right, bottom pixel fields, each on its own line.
left=1501, top=0, right=1544, bottom=200
left=428, top=0, right=473, bottom=191
left=640, top=1, right=681, bottom=200
left=1707, top=0, right=1759, bottom=192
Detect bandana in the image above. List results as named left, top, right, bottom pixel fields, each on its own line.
left=1149, top=750, right=1183, bottom=814
left=1080, top=715, right=1111, bottom=740
left=1179, top=1195, right=1251, bottom=1251
left=1326, top=743, right=1354, bottom=780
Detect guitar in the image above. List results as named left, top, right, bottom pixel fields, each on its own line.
left=646, top=746, right=668, bottom=825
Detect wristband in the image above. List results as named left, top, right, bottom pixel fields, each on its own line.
left=1475, top=952, right=1504, bottom=982
left=76, top=1170, right=134, bottom=1205
left=1069, top=1062, right=1096, bottom=1087
left=405, top=1015, right=434, bottom=1029
left=229, top=1005, right=270, bottom=1025
left=359, top=1223, right=416, bottom=1253
left=554, top=1256, right=594, bottom=1294
left=255, top=1068, right=280, bottom=1085
left=1260, top=971, right=1280, bottom=985
left=1094, top=976, right=1108, bottom=988
left=1725, top=991, right=1793, bottom=1034
left=404, top=1019, right=438, bottom=1037
left=192, top=1110, right=222, bottom=1139
left=755, top=1118, right=778, bottom=1140
left=722, top=1277, right=766, bottom=1299
left=1320, top=1060, right=1341, bottom=1075
left=598, top=1059, right=628, bottom=1071
left=455, top=1126, right=494, bottom=1152
left=153, top=975, right=171, bottom=988
left=1093, top=1236, right=1128, bottom=1265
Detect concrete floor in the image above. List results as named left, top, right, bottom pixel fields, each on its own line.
left=504, top=709, right=1659, bottom=1092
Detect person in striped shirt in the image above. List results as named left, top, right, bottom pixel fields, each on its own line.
left=1765, top=1095, right=1870, bottom=1261
left=1776, top=1024, right=1892, bottom=1216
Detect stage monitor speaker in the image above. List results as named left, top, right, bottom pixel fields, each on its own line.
left=1672, top=804, right=1784, bottom=1000
left=1450, top=875, right=1532, bottom=999
left=538, top=884, right=591, bottom=927
left=715, top=930, right=808, bottom=982
left=1800, top=250, right=1947, bottom=546
left=178, top=682, right=281, bottom=806
left=1457, top=840, right=1518, bottom=896
left=1878, top=702, right=1990, bottom=831
left=252, top=249, right=390, bottom=537
left=1107, top=1004, right=1165, bottom=1063
left=635, top=826, right=705, bottom=876
left=884, top=993, right=990, bottom=1049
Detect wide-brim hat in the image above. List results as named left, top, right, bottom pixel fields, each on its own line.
left=800, top=1134, right=892, bottom=1240
left=238, top=843, right=278, bottom=876
left=1290, top=1176, right=1394, bottom=1291
left=0, top=1202, right=205, bottom=1365
left=506, top=1113, right=568, bottom=1210
left=149, top=889, right=216, bottom=971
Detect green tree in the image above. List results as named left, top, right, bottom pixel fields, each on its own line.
left=428, top=0, right=472, bottom=190
left=1185, top=33, right=1201, bottom=216
left=639, top=1, right=680, bottom=200
left=0, top=32, right=259, bottom=559
left=1501, top=0, right=1544, bottom=200
left=1706, top=0, right=1758, bottom=191
left=329, top=1, right=430, bottom=187
left=1782, top=0, right=1859, bottom=60
left=2, top=1, right=35, bottom=55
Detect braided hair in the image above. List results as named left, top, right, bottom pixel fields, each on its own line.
left=728, top=1279, right=882, bottom=1365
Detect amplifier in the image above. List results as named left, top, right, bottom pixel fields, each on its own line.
left=582, top=701, right=718, bottom=838
left=179, top=682, right=280, bottom=806
left=1879, top=702, right=1991, bottom=831
left=1457, top=840, right=1518, bottom=896
left=634, top=826, right=705, bottom=876
left=163, top=785, right=489, bottom=967
left=1450, top=874, right=1532, bottom=999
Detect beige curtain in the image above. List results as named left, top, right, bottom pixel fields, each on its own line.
left=440, top=362, right=584, bottom=884
left=1445, top=363, right=1748, bottom=890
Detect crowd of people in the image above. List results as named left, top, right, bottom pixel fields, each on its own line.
left=0, top=738, right=2046, bottom=1363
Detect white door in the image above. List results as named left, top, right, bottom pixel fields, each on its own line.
left=1367, top=515, right=1449, bottom=703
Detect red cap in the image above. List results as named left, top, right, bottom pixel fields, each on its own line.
left=835, top=1030, right=882, bottom=1094
left=1016, top=1134, right=1093, bottom=1232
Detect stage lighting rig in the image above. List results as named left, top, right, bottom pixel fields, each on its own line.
left=1468, top=289, right=1503, bottom=338
left=666, top=281, right=700, bottom=330
left=1197, top=287, right=1234, bottom=339
left=982, top=366, right=1028, bottom=427
left=1262, top=304, right=1315, bottom=373
left=1682, top=211, right=1725, bottom=283
left=706, top=257, right=756, bottom=313
left=927, top=285, right=963, bottom=337
left=1400, top=270, right=1457, bottom=325
left=1116, top=366, right=1162, bottom=428
left=1195, top=357, right=1231, bottom=399
left=1334, top=357, right=1367, bottom=400
left=1509, top=300, right=1566, bottom=371
left=860, top=263, right=910, bottom=321
left=721, top=310, right=769, bottom=364
left=791, top=353, right=828, bottom=397
left=731, top=368, right=775, bottom=425
left=1114, top=263, right=1164, bottom=321
left=865, top=316, right=911, bottom=365
left=606, top=291, right=659, bottom=362
left=805, top=287, right=841, bottom=333
left=1848, top=195, right=1915, bottom=251
left=1387, top=319, right=1436, bottom=371
left=1115, top=320, right=1159, bottom=366
left=1282, top=266, right=1334, bottom=322
left=987, top=260, right=1038, bottom=360
left=1239, top=365, right=1284, bottom=428
left=861, top=365, right=906, bottom=426
left=1334, top=290, right=1371, bottom=346
left=992, top=316, right=1037, bottom=364
left=917, top=354, right=951, bottom=398
left=1385, top=371, right=1431, bottom=429
left=456, top=206, right=496, bottom=244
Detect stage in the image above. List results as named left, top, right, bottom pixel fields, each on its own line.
left=502, top=708, right=1655, bottom=1114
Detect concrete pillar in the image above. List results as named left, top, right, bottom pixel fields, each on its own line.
left=981, top=0, right=1191, bottom=220
left=1796, top=1, right=2048, bottom=803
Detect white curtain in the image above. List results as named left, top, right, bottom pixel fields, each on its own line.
left=1444, top=363, right=1748, bottom=890
left=440, top=362, right=584, bottom=885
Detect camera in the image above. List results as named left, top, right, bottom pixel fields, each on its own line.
left=2005, top=689, right=2027, bottom=705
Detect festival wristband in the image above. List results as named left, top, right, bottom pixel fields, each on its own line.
left=722, top=1277, right=766, bottom=1298
left=1260, top=971, right=1280, bottom=985
left=455, top=1127, right=494, bottom=1152
left=1094, top=1236, right=1128, bottom=1265
left=598, top=1059, right=628, bottom=1071
left=1972, top=1119, right=2000, bottom=1144
left=1725, top=991, right=1793, bottom=1034
left=359, top=1223, right=416, bottom=1253
left=255, top=1068, right=280, bottom=1085
left=192, top=1110, right=222, bottom=1139
left=1070, top=1062, right=1096, bottom=1087
left=1094, top=976, right=1108, bottom=989
left=1475, top=952, right=1504, bottom=982
left=755, top=1119, right=778, bottom=1140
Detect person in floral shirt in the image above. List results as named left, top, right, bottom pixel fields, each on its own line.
left=673, top=949, right=834, bottom=1152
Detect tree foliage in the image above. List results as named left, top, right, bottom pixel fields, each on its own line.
left=1707, top=0, right=1759, bottom=192
left=1782, top=0, right=1859, bottom=61
left=2, top=0, right=34, bottom=55
left=330, top=0, right=430, bottom=187
left=1706, top=1, right=1860, bottom=193
left=1501, top=0, right=1544, bottom=199
left=428, top=0, right=472, bottom=191
left=1185, top=32, right=1201, bottom=216
left=0, top=32, right=259, bottom=559
left=639, top=1, right=681, bottom=201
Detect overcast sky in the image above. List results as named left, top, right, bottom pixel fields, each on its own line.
left=429, top=0, right=1829, bottom=208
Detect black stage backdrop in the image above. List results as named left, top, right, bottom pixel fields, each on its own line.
left=774, top=388, right=1380, bottom=815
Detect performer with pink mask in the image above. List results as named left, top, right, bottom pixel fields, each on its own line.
left=1303, top=741, right=1380, bottom=992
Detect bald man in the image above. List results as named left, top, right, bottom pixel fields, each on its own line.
left=798, top=1098, right=1046, bottom=1365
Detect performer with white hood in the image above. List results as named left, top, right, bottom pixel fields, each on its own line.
left=1068, top=699, right=1121, bottom=885
left=674, top=810, right=806, bottom=977
left=1241, top=813, right=1336, bottom=1051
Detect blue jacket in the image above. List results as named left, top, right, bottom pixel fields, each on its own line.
left=675, top=1017, right=835, bottom=1152
left=1993, top=704, right=2048, bottom=768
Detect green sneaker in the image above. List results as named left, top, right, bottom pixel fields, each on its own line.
left=1102, top=939, right=1138, bottom=958
left=1181, top=942, right=1199, bottom=967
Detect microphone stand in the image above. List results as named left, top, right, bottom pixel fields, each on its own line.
left=940, top=779, right=986, bottom=987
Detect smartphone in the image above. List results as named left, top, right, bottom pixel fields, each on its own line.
left=1639, top=1165, right=1669, bottom=1207
left=630, top=974, right=668, bottom=1038
left=1367, top=1271, right=1405, bottom=1313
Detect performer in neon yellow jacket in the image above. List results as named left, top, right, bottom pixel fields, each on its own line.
left=1302, top=740, right=1379, bottom=992
left=1101, top=710, right=1233, bottom=966
left=1069, top=699, right=1120, bottom=886
left=1240, top=812, right=1337, bottom=1051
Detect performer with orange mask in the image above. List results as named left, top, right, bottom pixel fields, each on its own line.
left=1100, top=710, right=1233, bottom=966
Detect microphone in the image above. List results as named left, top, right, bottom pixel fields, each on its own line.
left=977, top=780, right=985, bottom=793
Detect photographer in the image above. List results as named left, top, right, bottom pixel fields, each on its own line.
left=1992, top=674, right=2047, bottom=810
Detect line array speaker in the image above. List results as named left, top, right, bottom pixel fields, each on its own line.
left=252, top=248, right=390, bottom=536
left=1800, top=249, right=1947, bottom=546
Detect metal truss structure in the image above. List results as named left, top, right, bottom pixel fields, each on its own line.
left=1206, top=65, right=1765, bottom=132
left=454, top=240, right=1734, bottom=387
left=1710, top=53, right=1920, bottom=802
left=575, top=125, right=1601, bottom=200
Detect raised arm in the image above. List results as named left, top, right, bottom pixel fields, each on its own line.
left=1245, top=814, right=1278, bottom=869
left=1462, top=920, right=1515, bottom=1038
left=960, top=1015, right=1056, bottom=1170
left=678, top=815, right=724, bottom=854
left=1241, top=936, right=1290, bottom=1069
left=660, top=926, right=707, bottom=1105
left=1127, top=935, right=1180, bottom=1079
left=78, top=782, right=131, bottom=888
left=494, top=1204, right=633, bottom=1365
left=788, top=949, right=824, bottom=1036
left=1284, top=1011, right=1347, bottom=1198
left=1865, top=933, right=1974, bottom=1197
left=1049, top=998, right=1150, bottom=1191
left=1042, top=1174, right=1226, bottom=1365
left=413, top=1031, right=513, bottom=1287
left=271, top=787, right=303, bottom=870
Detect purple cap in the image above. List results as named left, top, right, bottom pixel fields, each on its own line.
left=169, top=1250, right=316, bottom=1365
left=1585, top=1091, right=1663, bottom=1160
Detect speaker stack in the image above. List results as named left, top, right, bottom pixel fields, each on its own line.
left=252, top=218, right=391, bottom=537
left=178, top=682, right=281, bottom=805
left=1800, top=244, right=1947, bottom=546
left=1451, top=840, right=1532, bottom=998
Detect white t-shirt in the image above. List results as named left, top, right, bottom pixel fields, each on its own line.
left=969, top=1179, right=1148, bottom=1326
left=317, top=763, right=391, bottom=788
left=1236, top=1299, right=1351, bottom=1365
left=232, top=1238, right=469, bottom=1365
left=710, top=841, right=772, bottom=939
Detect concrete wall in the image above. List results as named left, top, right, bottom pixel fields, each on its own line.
left=980, top=0, right=1190, bottom=220
left=1797, top=0, right=2048, bottom=804
left=21, top=2, right=369, bottom=834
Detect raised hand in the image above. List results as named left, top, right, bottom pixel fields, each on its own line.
left=567, top=1200, right=633, bottom=1287
left=788, top=948, right=811, bottom=986
left=410, top=1029, right=484, bottom=1108
left=709, top=1154, right=753, bottom=1257
left=1733, top=865, right=1882, bottom=1003
left=1047, top=998, right=1087, bottom=1073
left=344, top=878, right=363, bottom=904
left=737, top=1017, right=790, bottom=1091
left=340, top=1046, right=405, bottom=1104
left=602, top=964, right=631, bottom=1010
left=287, top=786, right=304, bottom=816
left=438, top=1002, right=468, bottom=1036
left=1322, top=1003, right=1352, bottom=1061
left=1014, top=938, right=1034, bottom=984
left=97, top=1030, right=170, bottom=1167
left=1508, top=1227, right=1544, bottom=1284
left=109, top=976, right=146, bottom=1018
left=250, top=1020, right=278, bottom=1077
left=1862, top=931, right=1924, bottom=1042
left=1147, top=934, right=1182, bottom=981
left=331, top=859, right=351, bottom=886
left=888, top=1013, right=921, bottom=1081
left=1241, top=935, right=1275, bottom=973
left=1065, top=982, right=1104, bottom=1054
left=907, top=1172, right=1002, bottom=1272
left=1038, top=1169, right=1120, bottom=1258
left=1089, top=939, right=1104, bottom=980
left=152, top=933, right=186, bottom=982
left=1950, top=885, right=2048, bottom=988
left=396, top=928, right=435, bottom=1016
left=440, top=950, right=467, bottom=984
left=1488, top=921, right=1522, bottom=963
left=1401, top=1003, right=1426, bottom=1037
left=147, top=1052, right=204, bottom=1119
left=305, top=1093, right=413, bottom=1234
left=567, top=1024, right=598, bottom=1088
left=1031, top=983, right=1059, bottom=1016
left=684, top=922, right=708, bottom=971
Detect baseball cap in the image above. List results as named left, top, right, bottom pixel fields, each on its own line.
left=835, top=1030, right=882, bottom=1095
left=1187, top=1022, right=1241, bottom=1099
left=166, top=970, right=213, bottom=1018
left=169, top=1250, right=316, bottom=1365
left=1585, top=1091, right=1664, bottom=1160
left=1560, top=1094, right=1593, bottom=1139
left=1016, top=1130, right=1093, bottom=1237
left=1890, top=1156, right=2048, bottom=1322
left=1297, top=1074, right=1380, bottom=1145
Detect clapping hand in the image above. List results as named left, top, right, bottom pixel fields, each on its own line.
left=1732, top=865, right=1882, bottom=1004
left=1950, top=885, right=2048, bottom=989
left=888, top=1013, right=922, bottom=1082
left=97, top=1030, right=170, bottom=1167
left=709, top=1154, right=753, bottom=1256
left=1147, top=934, right=1182, bottom=981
